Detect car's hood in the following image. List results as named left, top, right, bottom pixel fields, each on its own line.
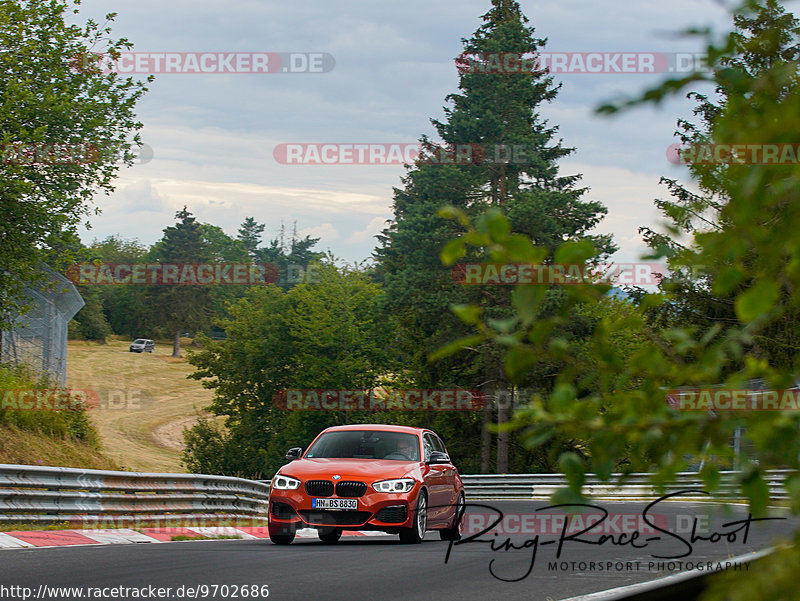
left=277, top=458, right=421, bottom=481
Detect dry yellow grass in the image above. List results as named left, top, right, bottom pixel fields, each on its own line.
left=66, top=338, right=215, bottom=473
left=0, top=423, right=119, bottom=470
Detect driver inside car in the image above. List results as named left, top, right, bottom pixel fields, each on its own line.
left=395, top=438, right=416, bottom=459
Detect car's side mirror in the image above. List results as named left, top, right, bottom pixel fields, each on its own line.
left=285, top=447, right=302, bottom=461
left=427, top=451, right=450, bottom=464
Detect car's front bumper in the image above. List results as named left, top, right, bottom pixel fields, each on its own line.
left=268, top=486, right=420, bottom=531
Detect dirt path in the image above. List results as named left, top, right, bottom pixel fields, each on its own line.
left=152, top=415, right=202, bottom=451
left=66, top=339, right=216, bottom=473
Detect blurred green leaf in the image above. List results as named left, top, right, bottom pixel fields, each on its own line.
left=735, top=280, right=779, bottom=323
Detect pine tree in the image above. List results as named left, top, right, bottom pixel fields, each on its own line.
left=376, top=0, right=614, bottom=472
left=237, top=217, right=266, bottom=258
left=149, top=207, right=214, bottom=357
left=254, top=228, right=323, bottom=290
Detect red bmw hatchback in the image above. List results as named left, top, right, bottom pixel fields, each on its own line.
left=267, top=424, right=465, bottom=544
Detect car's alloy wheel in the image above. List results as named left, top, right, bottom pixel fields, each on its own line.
left=399, top=491, right=427, bottom=544
left=439, top=491, right=465, bottom=541
left=318, top=528, right=342, bottom=544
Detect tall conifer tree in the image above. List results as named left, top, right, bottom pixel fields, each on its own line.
left=377, top=0, right=614, bottom=472
left=149, top=207, right=214, bottom=357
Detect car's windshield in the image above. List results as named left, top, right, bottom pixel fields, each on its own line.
left=132, top=339, right=146, bottom=344
left=305, top=431, right=420, bottom=461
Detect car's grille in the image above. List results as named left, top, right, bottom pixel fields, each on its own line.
left=298, top=510, right=372, bottom=527
left=375, top=505, right=407, bottom=523
left=335, top=481, right=367, bottom=497
left=270, top=501, right=297, bottom=520
left=305, top=480, right=334, bottom=497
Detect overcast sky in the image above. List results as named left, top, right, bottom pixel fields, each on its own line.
left=69, top=0, right=750, bottom=263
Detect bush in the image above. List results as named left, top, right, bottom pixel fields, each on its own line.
left=0, top=363, right=99, bottom=445
left=182, top=417, right=230, bottom=474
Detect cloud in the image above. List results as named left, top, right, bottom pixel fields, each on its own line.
left=72, top=0, right=734, bottom=264
left=297, top=223, right=340, bottom=242
left=559, top=160, right=668, bottom=263
left=120, top=179, right=165, bottom=213
left=346, top=216, right=390, bottom=244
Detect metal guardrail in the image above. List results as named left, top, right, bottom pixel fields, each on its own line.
left=0, top=464, right=270, bottom=524
left=460, top=470, right=792, bottom=501
left=253, top=470, right=791, bottom=501
left=0, top=464, right=788, bottom=601
left=0, top=465, right=792, bottom=524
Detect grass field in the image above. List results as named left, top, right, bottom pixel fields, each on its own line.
left=66, top=338, right=216, bottom=473
left=0, top=423, right=120, bottom=470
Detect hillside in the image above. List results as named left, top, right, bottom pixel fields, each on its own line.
left=0, top=424, right=119, bottom=470
left=66, top=338, right=216, bottom=472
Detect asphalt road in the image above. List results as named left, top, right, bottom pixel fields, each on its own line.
left=0, top=500, right=793, bottom=601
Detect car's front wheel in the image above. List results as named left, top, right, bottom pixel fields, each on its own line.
left=269, top=530, right=295, bottom=545
left=268, top=521, right=296, bottom=545
left=399, top=491, right=427, bottom=544
left=318, top=528, right=342, bottom=544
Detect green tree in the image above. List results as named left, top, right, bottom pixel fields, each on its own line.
left=197, top=222, right=252, bottom=329
left=184, top=262, right=394, bottom=476
left=32, top=230, right=111, bottom=342
left=83, top=235, right=149, bottom=338
left=0, top=0, right=148, bottom=326
left=237, top=217, right=265, bottom=259
left=68, top=286, right=111, bottom=341
left=201, top=225, right=248, bottom=263
left=437, top=1, right=800, bottom=597
left=376, top=0, right=614, bottom=472
left=254, top=224, right=323, bottom=290
left=638, top=0, right=800, bottom=375
left=148, top=207, right=214, bottom=357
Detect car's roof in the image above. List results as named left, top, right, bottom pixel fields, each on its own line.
left=319, top=424, right=429, bottom=436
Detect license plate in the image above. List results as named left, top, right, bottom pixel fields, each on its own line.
left=312, top=498, right=357, bottom=510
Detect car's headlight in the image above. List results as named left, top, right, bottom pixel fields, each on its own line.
left=372, top=478, right=416, bottom=493
left=272, top=475, right=301, bottom=490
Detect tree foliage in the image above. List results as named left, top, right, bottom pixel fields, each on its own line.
left=638, top=0, right=800, bottom=375
left=0, top=0, right=149, bottom=326
left=376, top=0, right=614, bottom=471
left=147, top=208, right=214, bottom=357
left=438, top=1, right=800, bottom=596
left=183, top=262, right=396, bottom=477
